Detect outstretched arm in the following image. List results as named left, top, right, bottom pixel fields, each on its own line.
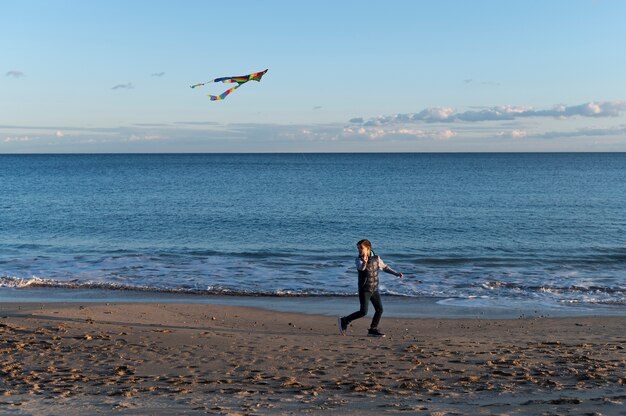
left=383, top=265, right=403, bottom=278
left=378, top=257, right=403, bottom=278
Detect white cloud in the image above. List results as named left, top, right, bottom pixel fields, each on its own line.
left=491, top=125, right=626, bottom=141
left=511, top=129, right=528, bottom=139
left=560, top=101, right=626, bottom=117
left=4, top=136, right=32, bottom=142
left=456, top=105, right=533, bottom=122
left=395, top=128, right=425, bottom=137
left=126, top=134, right=165, bottom=142
left=538, top=125, right=626, bottom=140
left=363, top=109, right=453, bottom=126
left=341, top=126, right=457, bottom=141
left=412, top=107, right=456, bottom=122
left=3, top=99, right=626, bottom=152
left=353, top=101, right=626, bottom=126
left=436, top=129, right=457, bottom=140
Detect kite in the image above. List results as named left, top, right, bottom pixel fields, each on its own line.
left=190, top=69, right=268, bottom=101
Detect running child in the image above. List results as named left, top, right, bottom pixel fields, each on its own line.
left=337, top=239, right=403, bottom=337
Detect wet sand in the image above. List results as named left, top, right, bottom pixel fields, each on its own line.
left=0, top=302, right=624, bottom=415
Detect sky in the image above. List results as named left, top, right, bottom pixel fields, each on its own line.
left=2, top=0, right=626, bottom=153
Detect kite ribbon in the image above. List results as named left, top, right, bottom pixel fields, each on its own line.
left=190, top=69, right=268, bottom=101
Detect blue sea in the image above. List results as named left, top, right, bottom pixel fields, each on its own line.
left=1, top=153, right=625, bottom=311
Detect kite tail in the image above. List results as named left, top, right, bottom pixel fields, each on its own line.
left=190, top=82, right=212, bottom=89
left=208, top=84, right=242, bottom=101
left=191, top=77, right=241, bottom=89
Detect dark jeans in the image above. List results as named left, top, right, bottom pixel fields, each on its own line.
left=344, top=290, right=383, bottom=329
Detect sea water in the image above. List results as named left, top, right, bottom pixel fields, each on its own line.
left=1, top=153, right=625, bottom=310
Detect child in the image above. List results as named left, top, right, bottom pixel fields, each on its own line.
left=337, top=239, right=403, bottom=337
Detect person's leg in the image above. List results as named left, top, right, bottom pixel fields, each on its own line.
left=343, top=291, right=371, bottom=324
left=369, top=291, right=384, bottom=329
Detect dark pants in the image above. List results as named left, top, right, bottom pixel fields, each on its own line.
left=344, top=290, right=383, bottom=329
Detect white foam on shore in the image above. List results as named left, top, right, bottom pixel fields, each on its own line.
left=0, top=275, right=49, bottom=288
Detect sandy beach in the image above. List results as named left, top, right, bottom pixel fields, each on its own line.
left=0, top=301, right=624, bottom=415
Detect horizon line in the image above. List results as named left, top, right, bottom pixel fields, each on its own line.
left=2, top=151, right=626, bottom=156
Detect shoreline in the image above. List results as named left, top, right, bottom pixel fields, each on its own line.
left=1, top=287, right=625, bottom=319
left=1, top=301, right=624, bottom=415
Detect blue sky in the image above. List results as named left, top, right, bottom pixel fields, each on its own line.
left=2, top=0, right=626, bottom=152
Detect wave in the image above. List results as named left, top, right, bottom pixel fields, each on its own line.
left=481, top=280, right=626, bottom=295
left=0, top=275, right=355, bottom=298
left=559, top=298, right=626, bottom=306
left=1, top=275, right=625, bottom=307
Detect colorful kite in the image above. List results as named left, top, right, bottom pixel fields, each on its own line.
left=190, top=69, right=268, bottom=101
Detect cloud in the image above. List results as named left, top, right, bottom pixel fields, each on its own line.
left=173, top=121, right=220, bottom=126
left=126, top=134, right=165, bottom=142
left=4, top=100, right=626, bottom=152
left=341, top=126, right=457, bottom=141
left=4, top=136, right=32, bottom=142
left=557, top=102, right=626, bottom=117
left=538, top=125, right=626, bottom=140
left=5, top=70, right=24, bottom=78
left=511, top=129, right=527, bottom=139
left=353, top=101, right=626, bottom=126
left=498, top=129, right=528, bottom=139
left=111, top=83, right=133, bottom=90
left=151, top=72, right=165, bottom=77
left=490, top=125, right=626, bottom=141
left=133, top=123, right=170, bottom=127
left=436, top=129, right=457, bottom=140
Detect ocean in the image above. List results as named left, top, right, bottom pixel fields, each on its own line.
left=1, top=153, right=625, bottom=311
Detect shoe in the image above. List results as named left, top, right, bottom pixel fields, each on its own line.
left=367, top=328, right=386, bottom=338
left=337, top=317, right=347, bottom=335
